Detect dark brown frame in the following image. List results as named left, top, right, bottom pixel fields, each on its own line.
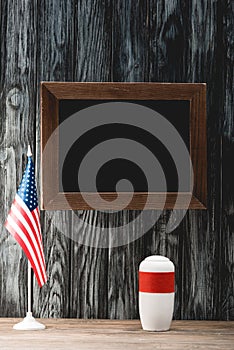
left=41, top=82, right=207, bottom=210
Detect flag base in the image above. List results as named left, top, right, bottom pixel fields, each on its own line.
left=13, top=312, right=46, bottom=330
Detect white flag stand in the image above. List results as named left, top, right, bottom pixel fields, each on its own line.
left=13, top=261, right=46, bottom=330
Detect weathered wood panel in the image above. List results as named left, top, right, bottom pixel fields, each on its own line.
left=112, top=0, right=149, bottom=82
left=220, top=0, right=234, bottom=321
left=33, top=0, right=75, bottom=318
left=180, top=0, right=223, bottom=319
left=69, top=0, right=112, bottom=318
left=149, top=0, right=189, bottom=83
left=0, top=0, right=233, bottom=320
left=0, top=0, right=37, bottom=317
left=146, top=0, right=188, bottom=319
left=108, top=0, right=150, bottom=319
left=74, top=0, right=112, bottom=82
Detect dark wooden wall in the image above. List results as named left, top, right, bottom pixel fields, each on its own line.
left=0, top=0, right=233, bottom=320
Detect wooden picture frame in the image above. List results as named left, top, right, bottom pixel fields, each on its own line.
left=41, top=82, right=207, bottom=210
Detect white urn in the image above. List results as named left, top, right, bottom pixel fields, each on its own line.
left=139, top=255, right=175, bottom=331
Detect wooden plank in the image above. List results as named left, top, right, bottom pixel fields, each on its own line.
left=40, top=84, right=59, bottom=208
left=112, top=0, right=149, bottom=82
left=33, top=0, right=75, bottom=318
left=69, top=0, right=112, bottom=318
left=180, top=0, right=224, bottom=319
left=149, top=0, right=190, bottom=83
left=0, top=0, right=37, bottom=317
left=221, top=138, right=234, bottom=320
left=220, top=0, right=234, bottom=321
left=107, top=211, right=147, bottom=318
left=40, top=82, right=204, bottom=99
left=74, top=0, right=112, bottom=82
left=42, top=193, right=206, bottom=210
left=108, top=0, right=150, bottom=319
left=147, top=0, right=188, bottom=319
left=0, top=319, right=233, bottom=350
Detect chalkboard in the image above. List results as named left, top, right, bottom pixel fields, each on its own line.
left=41, top=82, right=207, bottom=210
left=59, top=99, right=190, bottom=193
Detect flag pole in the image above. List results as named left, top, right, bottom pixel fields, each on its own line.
left=28, top=261, right=32, bottom=314
left=26, top=145, right=33, bottom=315
left=13, top=146, right=46, bottom=330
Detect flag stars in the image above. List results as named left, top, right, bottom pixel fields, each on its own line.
left=17, top=158, right=38, bottom=211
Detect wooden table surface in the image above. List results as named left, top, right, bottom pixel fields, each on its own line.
left=0, top=319, right=233, bottom=350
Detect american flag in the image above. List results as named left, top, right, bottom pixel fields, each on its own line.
left=4, top=149, right=47, bottom=287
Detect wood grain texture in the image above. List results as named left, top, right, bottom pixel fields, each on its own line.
left=107, top=211, right=146, bottom=319
left=0, top=0, right=233, bottom=320
left=33, top=0, right=75, bottom=318
left=220, top=0, right=234, bottom=320
left=149, top=0, right=189, bottom=83
left=112, top=0, right=149, bottom=82
left=41, top=81, right=204, bottom=99
left=108, top=0, right=150, bottom=319
left=69, top=0, right=112, bottom=318
left=74, top=0, right=112, bottom=82
left=0, top=0, right=37, bottom=317
left=42, top=193, right=206, bottom=210
left=180, top=0, right=224, bottom=320
left=0, top=319, right=234, bottom=350
left=221, top=138, right=234, bottom=320
left=180, top=1, right=228, bottom=319
left=146, top=0, right=186, bottom=320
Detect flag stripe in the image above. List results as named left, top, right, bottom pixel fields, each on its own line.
left=5, top=220, right=42, bottom=287
left=10, top=204, right=46, bottom=279
left=33, top=208, right=42, bottom=241
left=6, top=212, right=45, bottom=284
left=13, top=199, right=46, bottom=269
left=5, top=218, right=44, bottom=287
left=15, top=194, right=41, bottom=244
left=32, top=210, right=46, bottom=267
left=32, top=209, right=46, bottom=267
left=13, top=201, right=43, bottom=254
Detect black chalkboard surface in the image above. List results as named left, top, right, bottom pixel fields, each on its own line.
left=41, top=82, right=207, bottom=210
left=59, top=100, right=190, bottom=193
